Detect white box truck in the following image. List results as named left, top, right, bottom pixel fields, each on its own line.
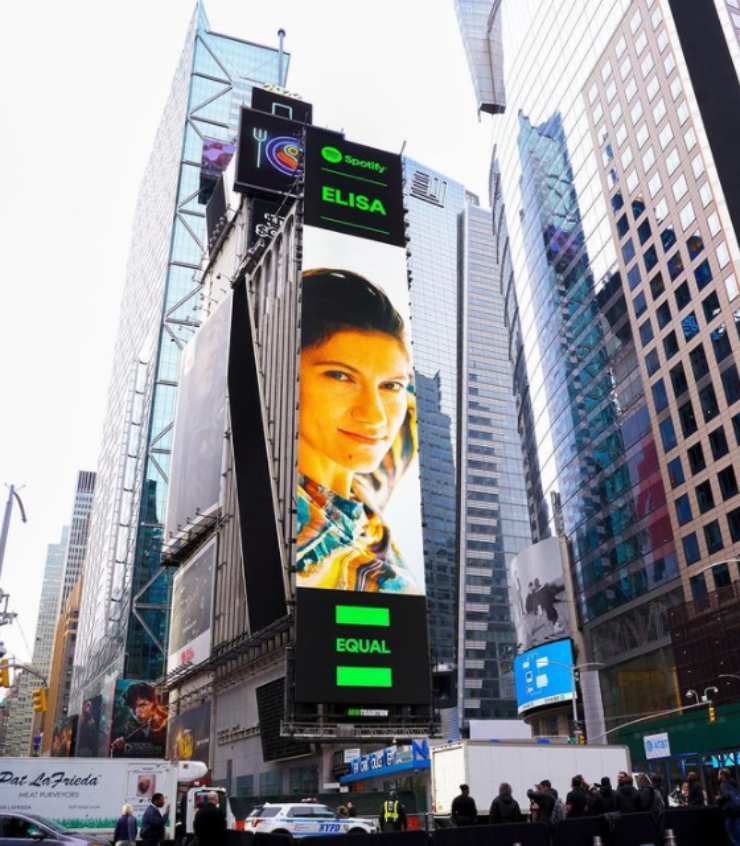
left=431, top=740, right=631, bottom=818
left=0, top=758, right=217, bottom=839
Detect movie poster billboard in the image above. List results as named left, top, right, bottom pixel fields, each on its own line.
left=293, top=129, right=430, bottom=705
left=50, top=715, right=77, bottom=757
left=109, top=679, right=168, bottom=758
left=75, top=694, right=103, bottom=757
left=167, top=538, right=216, bottom=674
left=508, top=536, right=572, bottom=652
left=165, top=298, right=230, bottom=538
left=167, top=702, right=211, bottom=766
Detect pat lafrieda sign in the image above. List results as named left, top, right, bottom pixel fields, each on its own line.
left=294, top=588, right=431, bottom=705
left=0, top=769, right=101, bottom=787
left=304, top=127, right=405, bottom=247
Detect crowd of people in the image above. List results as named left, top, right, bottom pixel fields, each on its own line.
left=448, top=769, right=740, bottom=845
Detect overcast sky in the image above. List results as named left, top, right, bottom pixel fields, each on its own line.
left=0, top=0, right=492, bottom=670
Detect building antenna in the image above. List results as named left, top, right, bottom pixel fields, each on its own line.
left=277, top=29, right=287, bottom=87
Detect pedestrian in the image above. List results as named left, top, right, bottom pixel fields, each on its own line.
left=615, top=771, right=639, bottom=813
left=652, top=772, right=668, bottom=807
left=113, top=803, right=138, bottom=846
left=717, top=767, right=740, bottom=846
left=687, top=771, right=705, bottom=806
left=527, top=782, right=556, bottom=825
left=451, top=783, right=478, bottom=826
left=589, top=777, right=616, bottom=815
left=636, top=773, right=664, bottom=813
left=140, top=792, right=169, bottom=846
left=346, top=799, right=357, bottom=818
left=489, top=782, right=522, bottom=824
left=379, top=789, right=407, bottom=831
left=193, top=791, right=227, bottom=846
left=566, top=774, right=589, bottom=818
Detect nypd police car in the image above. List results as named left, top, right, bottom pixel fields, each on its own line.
left=246, top=803, right=377, bottom=837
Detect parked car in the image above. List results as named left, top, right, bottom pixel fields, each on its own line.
left=0, top=813, right=109, bottom=846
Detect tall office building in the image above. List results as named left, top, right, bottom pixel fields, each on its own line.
left=58, top=471, right=95, bottom=613
left=2, top=528, right=68, bottom=755
left=456, top=0, right=740, bottom=730
left=70, top=5, right=288, bottom=712
left=405, top=160, right=530, bottom=724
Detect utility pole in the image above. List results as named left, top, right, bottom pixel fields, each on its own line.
left=0, top=484, right=27, bottom=627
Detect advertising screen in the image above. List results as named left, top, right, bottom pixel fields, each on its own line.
left=75, top=694, right=103, bottom=757
left=234, top=108, right=303, bottom=196
left=167, top=702, right=211, bottom=766
left=165, top=296, right=230, bottom=538
left=167, top=538, right=216, bottom=674
left=50, top=715, right=77, bottom=757
left=109, top=679, right=169, bottom=758
left=293, top=130, right=430, bottom=706
left=514, top=638, right=575, bottom=714
left=509, top=536, right=570, bottom=652
left=251, top=87, right=313, bottom=125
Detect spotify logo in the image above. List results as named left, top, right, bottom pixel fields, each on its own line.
left=321, top=145, right=343, bottom=164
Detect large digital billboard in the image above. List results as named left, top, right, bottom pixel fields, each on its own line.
left=234, top=108, right=303, bottom=196
left=293, top=130, right=430, bottom=706
left=167, top=538, right=216, bottom=674
left=167, top=702, right=211, bottom=766
left=514, top=638, right=575, bottom=714
left=508, top=536, right=571, bottom=652
left=50, top=715, right=77, bottom=757
left=110, top=679, right=169, bottom=758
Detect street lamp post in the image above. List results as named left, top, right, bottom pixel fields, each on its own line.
left=541, top=658, right=604, bottom=731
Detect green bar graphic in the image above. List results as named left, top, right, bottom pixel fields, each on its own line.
left=337, top=666, right=393, bottom=688
left=335, top=605, right=390, bottom=627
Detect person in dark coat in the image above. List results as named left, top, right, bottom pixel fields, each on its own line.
left=114, top=804, right=138, bottom=845
left=489, top=783, right=521, bottom=824
left=717, top=768, right=740, bottom=846
left=636, top=773, right=663, bottom=812
left=687, top=771, right=705, bottom=806
left=194, top=791, right=227, bottom=846
left=588, top=777, right=617, bottom=815
left=616, top=772, right=639, bottom=813
left=141, top=793, right=169, bottom=846
left=527, top=782, right=556, bottom=824
left=566, top=775, right=589, bottom=818
left=451, top=784, right=478, bottom=826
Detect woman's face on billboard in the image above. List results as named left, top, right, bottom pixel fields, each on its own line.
left=300, top=329, right=409, bottom=496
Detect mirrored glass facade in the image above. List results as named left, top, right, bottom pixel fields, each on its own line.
left=71, top=6, right=285, bottom=710
left=457, top=0, right=740, bottom=729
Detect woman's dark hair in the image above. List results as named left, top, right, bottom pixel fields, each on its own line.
left=301, top=268, right=406, bottom=350
left=125, top=682, right=156, bottom=707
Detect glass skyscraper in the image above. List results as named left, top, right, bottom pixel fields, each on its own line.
left=71, top=5, right=286, bottom=710
left=405, top=159, right=530, bottom=724
left=456, top=0, right=740, bottom=730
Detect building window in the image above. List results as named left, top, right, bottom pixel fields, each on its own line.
left=628, top=265, right=641, bottom=289
left=642, top=145, right=656, bottom=171
left=667, top=456, right=685, bottom=488
left=668, top=251, right=685, bottom=281
left=728, top=507, right=740, bottom=543
left=678, top=400, right=698, bottom=437
left=709, top=427, right=729, bottom=461
left=696, top=480, right=715, bottom=513
left=640, top=319, right=654, bottom=345
left=702, top=291, right=721, bottom=323
left=646, top=348, right=660, bottom=376
left=725, top=273, right=738, bottom=302
left=683, top=532, right=700, bottom=565
left=711, top=325, right=732, bottom=364
left=617, top=214, right=629, bottom=238
left=717, top=241, right=730, bottom=269
left=661, top=227, right=678, bottom=252
left=623, top=239, right=636, bottom=263
left=680, top=202, right=695, bottom=231
left=690, top=573, right=708, bottom=600
left=687, top=442, right=706, bottom=475
left=689, top=344, right=710, bottom=380
left=650, top=272, right=664, bottom=299
left=718, top=466, right=739, bottom=501
left=638, top=218, right=652, bottom=245
left=663, top=330, right=679, bottom=360
left=704, top=520, right=723, bottom=554
left=652, top=379, right=669, bottom=412
left=675, top=281, right=691, bottom=311
left=699, top=383, right=720, bottom=422
left=634, top=291, right=647, bottom=317
left=681, top=312, right=700, bottom=341
left=694, top=259, right=713, bottom=290
left=675, top=493, right=692, bottom=525
left=644, top=245, right=659, bottom=272
left=670, top=362, right=688, bottom=398
left=660, top=416, right=678, bottom=452
left=721, top=364, right=740, bottom=406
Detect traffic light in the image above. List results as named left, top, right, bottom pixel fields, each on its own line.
left=31, top=687, right=47, bottom=713
left=0, top=660, right=9, bottom=688
left=708, top=703, right=717, bottom=723
left=577, top=731, right=586, bottom=745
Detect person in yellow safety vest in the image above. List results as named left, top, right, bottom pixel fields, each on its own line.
left=379, top=790, right=407, bottom=831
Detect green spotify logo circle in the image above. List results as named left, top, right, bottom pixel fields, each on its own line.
left=321, top=145, right=343, bottom=164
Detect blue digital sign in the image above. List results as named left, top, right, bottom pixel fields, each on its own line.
left=514, top=638, right=575, bottom=714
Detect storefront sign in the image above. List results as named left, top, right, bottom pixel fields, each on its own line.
left=644, top=731, right=671, bottom=759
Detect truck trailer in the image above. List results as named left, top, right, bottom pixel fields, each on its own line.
left=0, top=757, right=213, bottom=839
left=431, top=740, right=631, bottom=818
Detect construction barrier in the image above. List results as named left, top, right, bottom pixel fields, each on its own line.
left=431, top=823, right=549, bottom=846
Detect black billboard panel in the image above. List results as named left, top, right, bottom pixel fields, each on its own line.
left=234, top=108, right=303, bottom=197
left=255, top=678, right=311, bottom=762
left=251, top=87, right=313, bottom=125
left=294, top=588, right=431, bottom=705
left=167, top=702, right=211, bottom=766
left=304, top=128, right=405, bottom=247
